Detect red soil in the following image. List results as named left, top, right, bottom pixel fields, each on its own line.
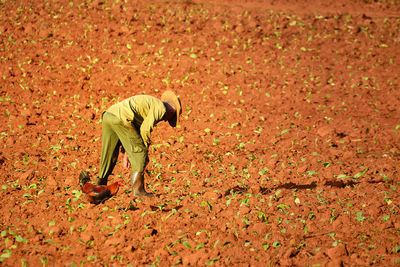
left=1, top=0, right=400, bottom=265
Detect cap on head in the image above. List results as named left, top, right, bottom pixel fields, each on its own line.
left=161, top=90, right=181, bottom=127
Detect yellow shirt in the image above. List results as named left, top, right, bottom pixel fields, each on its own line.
left=106, top=95, right=166, bottom=147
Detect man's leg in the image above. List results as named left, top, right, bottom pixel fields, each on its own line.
left=97, top=112, right=121, bottom=185
left=113, top=125, right=153, bottom=197
left=106, top=119, right=147, bottom=173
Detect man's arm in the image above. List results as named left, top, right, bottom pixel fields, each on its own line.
left=120, top=146, right=130, bottom=169
left=122, top=152, right=130, bottom=169
left=140, top=101, right=166, bottom=147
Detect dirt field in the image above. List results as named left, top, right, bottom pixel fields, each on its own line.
left=1, top=0, right=400, bottom=265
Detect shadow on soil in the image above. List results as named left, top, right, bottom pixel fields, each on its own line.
left=259, top=180, right=361, bottom=195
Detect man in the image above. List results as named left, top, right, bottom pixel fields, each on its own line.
left=94, top=90, right=181, bottom=198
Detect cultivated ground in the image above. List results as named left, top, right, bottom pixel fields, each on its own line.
left=1, top=0, right=400, bottom=266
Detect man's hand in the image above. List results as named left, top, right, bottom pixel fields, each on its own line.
left=122, top=153, right=131, bottom=169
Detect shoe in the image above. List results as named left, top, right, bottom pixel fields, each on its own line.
left=130, top=172, right=154, bottom=197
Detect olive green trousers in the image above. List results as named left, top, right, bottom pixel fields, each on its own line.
left=97, top=111, right=148, bottom=185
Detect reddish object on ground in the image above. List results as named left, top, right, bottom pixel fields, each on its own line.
left=81, top=181, right=122, bottom=204
left=79, top=170, right=123, bottom=204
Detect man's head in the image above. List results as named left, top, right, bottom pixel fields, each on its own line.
left=161, top=90, right=181, bottom=127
